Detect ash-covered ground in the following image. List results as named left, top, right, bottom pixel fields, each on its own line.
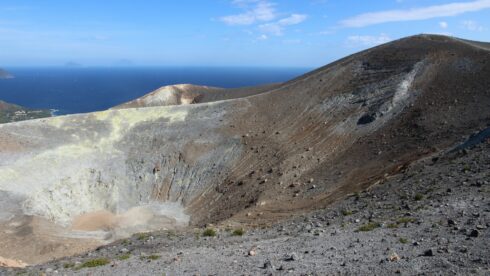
left=7, top=139, right=489, bottom=276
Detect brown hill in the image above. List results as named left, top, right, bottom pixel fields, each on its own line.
left=187, top=34, right=490, bottom=225
left=112, top=83, right=280, bottom=109
left=0, top=34, right=489, bottom=264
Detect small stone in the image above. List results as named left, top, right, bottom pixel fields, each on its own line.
left=469, top=229, right=479, bottom=237
left=389, top=252, right=400, bottom=262
left=248, top=249, right=257, bottom=256
left=447, top=219, right=456, bottom=226
left=120, top=248, right=129, bottom=253
left=476, top=225, right=485, bottom=230
left=423, top=249, right=434, bottom=257
left=284, top=252, right=299, bottom=261
left=262, top=259, right=275, bottom=270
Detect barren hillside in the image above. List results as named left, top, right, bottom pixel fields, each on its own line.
left=0, top=34, right=489, bottom=267
left=112, top=83, right=280, bottom=109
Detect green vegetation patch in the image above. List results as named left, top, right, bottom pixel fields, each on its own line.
left=399, top=237, right=409, bottom=244
left=78, top=258, right=110, bottom=269
left=341, top=209, right=353, bottom=216
left=136, top=232, right=150, bottom=240
left=386, top=217, right=417, bottom=230
left=121, top=239, right=131, bottom=246
left=140, top=255, right=161, bottom=261
left=202, top=228, right=217, bottom=237
left=397, top=217, right=417, bottom=224
left=387, top=223, right=399, bottom=229
left=63, top=263, right=76, bottom=269
left=0, top=100, right=51, bottom=124
left=148, top=255, right=161, bottom=260
left=414, top=193, right=424, bottom=201
left=118, top=254, right=131, bottom=261
left=232, top=228, right=246, bottom=236
left=357, top=222, right=381, bottom=232
left=166, top=230, right=176, bottom=238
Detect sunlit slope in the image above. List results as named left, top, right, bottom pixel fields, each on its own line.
left=0, top=34, right=489, bottom=231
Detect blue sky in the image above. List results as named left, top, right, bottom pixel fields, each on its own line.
left=0, top=0, right=489, bottom=67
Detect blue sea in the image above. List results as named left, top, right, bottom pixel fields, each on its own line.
left=0, top=67, right=310, bottom=115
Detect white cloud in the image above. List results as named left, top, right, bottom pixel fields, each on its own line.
left=259, top=14, right=307, bottom=36
left=258, top=23, right=282, bottom=35
left=220, top=1, right=276, bottom=25
left=340, top=0, right=490, bottom=27
left=346, top=34, right=392, bottom=47
left=278, top=14, right=308, bottom=25
left=462, top=20, right=484, bottom=31
left=220, top=1, right=307, bottom=37
left=439, top=21, right=448, bottom=29
left=258, top=34, right=268, bottom=40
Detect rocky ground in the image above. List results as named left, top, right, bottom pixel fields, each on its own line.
left=5, top=139, right=489, bottom=275
left=1, top=35, right=490, bottom=265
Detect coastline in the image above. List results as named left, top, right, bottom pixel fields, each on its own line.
left=50, top=109, right=60, bottom=117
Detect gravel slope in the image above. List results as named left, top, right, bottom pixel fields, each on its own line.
left=7, top=139, right=489, bottom=275
left=1, top=34, right=489, bottom=273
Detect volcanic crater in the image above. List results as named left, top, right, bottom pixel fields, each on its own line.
left=0, top=34, right=489, bottom=266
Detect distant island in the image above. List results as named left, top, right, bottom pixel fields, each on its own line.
left=0, top=69, right=14, bottom=79
left=65, top=61, right=82, bottom=67
left=0, top=100, right=51, bottom=124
